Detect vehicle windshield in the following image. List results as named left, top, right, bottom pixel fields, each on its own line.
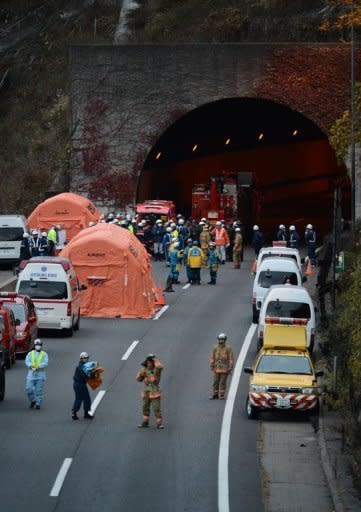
left=2, top=303, right=26, bottom=323
left=256, top=354, right=313, bottom=375
left=266, top=301, right=311, bottom=319
left=0, top=227, right=24, bottom=242
left=258, top=271, right=298, bottom=288
left=261, top=254, right=298, bottom=263
left=18, top=281, right=68, bottom=300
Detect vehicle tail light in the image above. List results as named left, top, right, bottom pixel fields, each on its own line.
left=67, top=303, right=71, bottom=316
left=265, top=316, right=308, bottom=325
left=0, top=292, right=18, bottom=298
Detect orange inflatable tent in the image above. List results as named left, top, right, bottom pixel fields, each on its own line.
left=28, top=192, right=100, bottom=241
left=60, top=223, right=156, bottom=319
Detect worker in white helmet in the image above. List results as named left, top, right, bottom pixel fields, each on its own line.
left=289, top=225, right=300, bottom=249
left=252, top=225, right=264, bottom=257
left=305, top=224, right=317, bottom=266
left=276, top=224, right=287, bottom=243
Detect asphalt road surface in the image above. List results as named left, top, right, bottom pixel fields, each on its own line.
left=1, top=254, right=264, bottom=512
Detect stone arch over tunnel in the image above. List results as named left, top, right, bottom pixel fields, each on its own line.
left=137, top=97, right=349, bottom=237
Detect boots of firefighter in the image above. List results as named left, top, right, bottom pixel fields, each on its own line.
left=137, top=421, right=149, bottom=428
left=72, top=410, right=79, bottom=420
left=164, top=276, right=174, bottom=292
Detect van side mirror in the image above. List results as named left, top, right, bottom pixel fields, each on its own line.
left=316, top=370, right=324, bottom=378
left=80, top=284, right=87, bottom=291
left=302, top=276, right=308, bottom=283
left=244, top=367, right=253, bottom=375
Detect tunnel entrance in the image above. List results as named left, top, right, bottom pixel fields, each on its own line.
left=137, top=98, right=349, bottom=237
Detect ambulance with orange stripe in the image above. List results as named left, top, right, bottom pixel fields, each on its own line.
left=244, top=318, right=323, bottom=419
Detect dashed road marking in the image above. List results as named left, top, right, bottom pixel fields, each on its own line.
left=182, top=283, right=191, bottom=290
left=49, top=458, right=73, bottom=497
left=90, top=390, right=106, bottom=416
left=218, top=323, right=256, bottom=512
left=153, top=305, right=169, bottom=320
left=121, top=340, right=139, bottom=360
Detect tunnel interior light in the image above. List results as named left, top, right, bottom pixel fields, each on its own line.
left=225, top=138, right=231, bottom=146
left=293, top=129, right=299, bottom=136
left=155, top=152, right=162, bottom=160
left=258, top=133, right=264, bottom=141
left=192, top=144, right=198, bottom=152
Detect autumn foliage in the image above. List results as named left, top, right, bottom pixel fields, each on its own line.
left=255, top=46, right=361, bottom=134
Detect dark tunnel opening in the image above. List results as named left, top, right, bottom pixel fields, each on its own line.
left=137, top=97, right=350, bottom=237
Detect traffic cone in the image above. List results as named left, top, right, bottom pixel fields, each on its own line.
left=304, top=256, right=313, bottom=277
left=155, top=282, right=166, bottom=305
left=252, top=259, right=258, bottom=273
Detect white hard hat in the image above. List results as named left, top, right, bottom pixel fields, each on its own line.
left=23, top=232, right=30, bottom=238
left=178, top=218, right=184, bottom=225
left=289, top=225, right=295, bottom=231
left=279, top=224, right=285, bottom=230
left=217, top=333, right=227, bottom=341
left=41, top=232, right=47, bottom=237
left=173, top=242, right=180, bottom=248
left=171, top=223, right=176, bottom=228
left=253, top=225, right=259, bottom=231
left=201, top=217, right=207, bottom=222
left=88, top=221, right=95, bottom=227
left=80, top=352, right=89, bottom=359
left=31, top=229, right=38, bottom=235
left=171, top=237, right=178, bottom=242
left=107, top=213, right=114, bottom=219
left=34, top=339, right=43, bottom=346
left=235, top=227, right=241, bottom=232
left=209, top=241, right=216, bottom=247
left=306, top=224, right=313, bottom=230
left=156, top=219, right=162, bottom=224
left=216, top=221, right=222, bottom=226
left=56, top=224, right=61, bottom=229
left=199, top=221, right=205, bottom=226
left=166, top=227, right=172, bottom=232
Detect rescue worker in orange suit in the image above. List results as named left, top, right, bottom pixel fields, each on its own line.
left=136, top=354, right=164, bottom=429
left=199, top=224, right=211, bottom=267
left=213, top=221, right=230, bottom=264
left=233, top=227, right=243, bottom=269
left=209, top=333, right=234, bottom=400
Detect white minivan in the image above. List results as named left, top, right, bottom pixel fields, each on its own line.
left=252, top=257, right=306, bottom=323
left=257, top=246, right=302, bottom=271
left=0, top=215, right=28, bottom=264
left=16, top=257, right=84, bottom=336
left=257, top=285, right=316, bottom=352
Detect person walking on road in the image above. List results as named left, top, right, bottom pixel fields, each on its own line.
left=213, top=221, right=230, bottom=264
left=305, top=223, right=317, bottom=266
left=209, top=333, right=234, bottom=400
left=72, top=352, right=94, bottom=420
left=233, top=227, right=243, bottom=269
left=25, top=339, right=48, bottom=410
left=252, top=225, right=264, bottom=257
left=208, top=242, right=221, bottom=285
left=136, top=354, right=164, bottom=429
left=187, top=240, right=204, bottom=285
left=288, top=225, right=300, bottom=249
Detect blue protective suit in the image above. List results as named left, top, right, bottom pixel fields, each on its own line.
left=25, top=349, right=48, bottom=407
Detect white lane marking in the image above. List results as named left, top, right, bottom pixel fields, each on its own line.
left=153, top=305, right=169, bottom=320
left=182, top=283, right=191, bottom=290
left=49, top=458, right=73, bottom=497
left=90, top=390, right=106, bottom=416
left=121, top=340, right=139, bottom=360
left=218, top=323, right=257, bottom=512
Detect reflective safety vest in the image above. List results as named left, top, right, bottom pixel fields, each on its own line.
left=31, top=350, right=45, bottom=369
left=187, top=247, right=203, bottom=268
left=209, top=344, right=234, bottom=373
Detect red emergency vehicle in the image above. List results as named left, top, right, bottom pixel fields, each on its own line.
left=0, top=292, right=38, bottom=357
left=0, top=307, right=17, bottom=368
left=135, top=200, right=176, bottom=223
left=192, top=175, right=238, bottom=225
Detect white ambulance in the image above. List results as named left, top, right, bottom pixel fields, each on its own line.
left=0, top=215, right=29, bottom=264
left=16, top=257, right=84, bottom=336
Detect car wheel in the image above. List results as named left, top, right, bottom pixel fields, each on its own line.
left=74, top=310, right=80, bottom=331
left=4, top=350, right=11, bottom=370
left=0, top=364, right=5, bottom=401
left=252, top=305, right=259, bottom=324
left=246, top=396, right=259, bottom=420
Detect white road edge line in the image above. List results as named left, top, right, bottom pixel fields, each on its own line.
left=218, top=323, right=257, bottom=512
left=90, top=390, right=106, bottom=416
left=49, top=458, right=73, bottom=497
left=153, top=305, right=169, bottom=320
left=182, top=283, right=191, bottom=290
left=121, top=340, right=139, bottom=360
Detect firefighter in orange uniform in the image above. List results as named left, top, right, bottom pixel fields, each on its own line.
left=213, top=221, right=230, bottom=264
left=136, top=354, right=164, bottom=429
left=199, top=224, right=211, bottom=267
left=209, top=333, right=234, bottom=400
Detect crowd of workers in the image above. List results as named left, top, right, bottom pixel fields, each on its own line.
left=19, top=224, right=63, bottom=262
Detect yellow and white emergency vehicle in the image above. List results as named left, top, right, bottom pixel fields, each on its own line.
left=244, top=319, right=322, bottom=419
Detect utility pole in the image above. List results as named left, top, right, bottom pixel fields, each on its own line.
left=350, top=0, right=356, bottom=229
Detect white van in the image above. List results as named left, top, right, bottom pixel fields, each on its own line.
left=0, top=215, right=28, bottom=264
left=16, top=257, right=83, bottom=336
left=252, top=257, right=305, bottom=323
left=257, top=285, right=316, bottom=352
left=257, top=246, right=302, bottom=271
